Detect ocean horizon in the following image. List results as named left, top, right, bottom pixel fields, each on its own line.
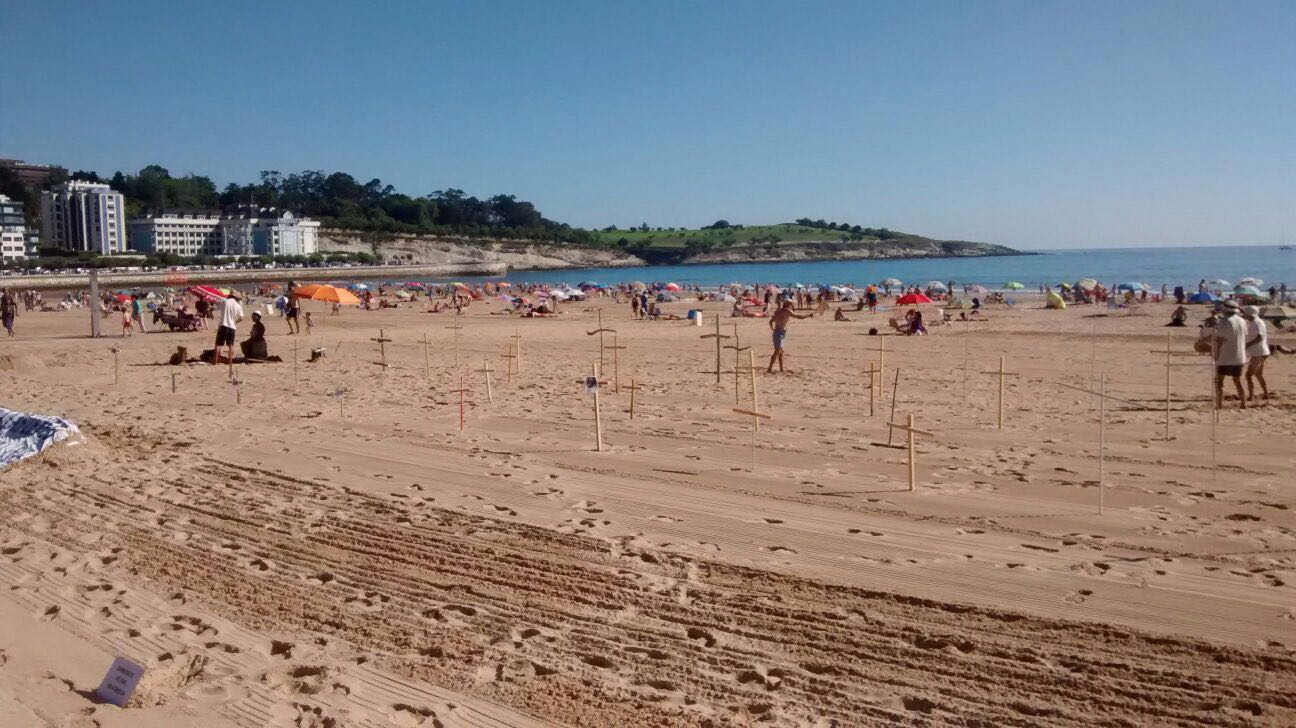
left=441, top=244, right=1296, bottom=291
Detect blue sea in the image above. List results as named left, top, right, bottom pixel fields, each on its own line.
left=446, top=245, right=1296, bottom=291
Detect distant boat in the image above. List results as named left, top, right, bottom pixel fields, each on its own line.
left=1281, top=245, right=1293, bottom=250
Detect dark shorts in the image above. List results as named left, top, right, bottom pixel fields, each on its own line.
left=216, top=325, right=236, bottom=347
left=772, top=329, right=786, bottom=349
left=1216, top=364, right=1242, bottom=377
left=287, top=307, right=299, bottom=319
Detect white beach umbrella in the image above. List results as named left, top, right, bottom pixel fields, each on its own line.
left=882, top=278, right=902, bottom=287
left=926, top=281, right=948, bottom=291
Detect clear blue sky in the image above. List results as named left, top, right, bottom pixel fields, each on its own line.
left=2, top=1, right=1293, bottom=249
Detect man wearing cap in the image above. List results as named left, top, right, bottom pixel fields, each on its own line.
left=213, top=291, right=243, bottom=366
left=1212, top=300, right=1248, bottom=409
left=1241, top=305, right=1270, bottom=402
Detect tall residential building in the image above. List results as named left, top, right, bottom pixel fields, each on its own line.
left=0, top=194, right=26, bottom=262
left=128, top=208, right=319, bottom=257
left=40, top=181, right=126, bottom=254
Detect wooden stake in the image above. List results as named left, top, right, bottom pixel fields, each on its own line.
left=885, top=368, right=901, bottom=445
left=1099, top=374, right=1105, bottom=514
left=511, top=328, right=523, bottom=372
left=699, top=316, right=731, bottom=384
left=422, top=333, right=431, bottom=381
left=592, top=362, right=603, bottom=452
left=293, top=338, right=300, bottom=389
left=749, top=350, right=760, bottom=433
left=171, top=372, right=177, bottom=393
left=887, top=413, right=934, bottom=491
left=733, top=406, right=772, bottom=472
left=478, top=360, right=494, bottom=403
left=371, top=328, right=393, bottom=369
left=864, top=363, right=878, bottom=417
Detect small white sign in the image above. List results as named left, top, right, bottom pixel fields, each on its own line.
left=583, top=376, right=599, bottom=395
left=95, top=656, right=145, bottom=707
left=333, top=387, right=346, bottom=399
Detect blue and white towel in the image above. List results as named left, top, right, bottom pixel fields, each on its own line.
left=0, top=407, right=82, bottom=469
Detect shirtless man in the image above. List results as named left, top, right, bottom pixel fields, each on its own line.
left=767, top=300, right=811, bottom=373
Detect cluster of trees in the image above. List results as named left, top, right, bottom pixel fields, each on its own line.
left=794, top=218, right=902, bottom=240
left=12, top=164, right=599, bottom=246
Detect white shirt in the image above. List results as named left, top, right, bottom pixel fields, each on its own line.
left=1245, top=317, right=1270, bottom=358
left=1214, top=315, right=1248, bottom=367
left=219, top=298, right=243, bottom=330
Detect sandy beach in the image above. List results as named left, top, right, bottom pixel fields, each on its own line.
left=1, top=292, right=1294, bottom=727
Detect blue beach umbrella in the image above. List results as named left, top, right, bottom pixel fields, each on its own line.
left=1117, top=281, right=1147, bottom=292
left=1234, top=285, right=1263, bottom=298
left=1188, top=291, right=1218, bottom=304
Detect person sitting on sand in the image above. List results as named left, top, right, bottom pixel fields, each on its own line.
left=833, top=307, right=851, bottom=322
left=240, top=312, right=268, bottom=360
left=1167, top=306, right=1188, bottom=327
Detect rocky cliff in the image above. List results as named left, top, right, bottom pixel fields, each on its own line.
left=319, top=231, right=644, bottom=271
left=683, top=237, right=1020, bottom=264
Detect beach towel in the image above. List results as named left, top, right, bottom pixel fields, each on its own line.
left=0, top=407, right=82, bottom=469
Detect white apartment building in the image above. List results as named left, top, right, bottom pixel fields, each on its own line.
left=0, top=194, right=26, bottom=262
left=128, top=209, right=319, bottom=257
left=40, top=181, right=126, bottom=254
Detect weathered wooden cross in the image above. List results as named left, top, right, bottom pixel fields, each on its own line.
left=699, top=316, right=731, bottom=384
left=605, top=334, right=627, bottom=394
left=733, top=406, right=772, bottom=472
left=887, top=414, right=933, bottom=492
left=511, top=328, right=523, bottom=372
left=422, top=333, right=432, bottom=380
left=371, top=328, right=393, bottom=369
left=449, top=375, right=470, bottom=433
left=500, top=344, right=517, bottom=385
left=446, top=316, right=465, bottom=367
left=723, top=323, right=750, bottom=404
left=477, top=360, right=495, bottom=403
left=109, top=346, right=120, bottom=386
left=625, top=378, right=644, bottom=419
left=980, top=355, right=1018, bottom=430
left=581, top=363, right=604, bottom=451
left=864, top=362, right=879, bottom=417
left=1149, top=331, right=1212, bottom=441
left=585, top=310, right=616, bottom=370
left=333, top=386, right=346, bottom=417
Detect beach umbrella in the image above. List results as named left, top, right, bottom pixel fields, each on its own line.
left=664, top=282, right=681, bottom=291
left=296, top=284, right=361, bottom=305
left=577, top=281, right=601, bottom=289
left=1076, top=278, right=1098, bottom=291
left=1188, top=292, right=1218, bottom=304
left=189, top=285, right=227, bottom=303
left=1208, top=279, right=1230, bottom=288
left=1239, top=277, right=1263, bottom=287
left=882, top=278, right=903, bottom=287
left=895, top=292, right=933, bottom=305
left=112, top=293, right=131, bottom=303
left=630, top=281, right=647, bottom=292
left=1003, top=281, right=1025, bottom=290
left=925, top=281, right=948, bottom=291
left=966, top=285, right=989, bottom=296
left=1117, top=281, right=1147, bottom=292
left=1234, top=284, right=1263, bottom=298
left=349, top=283, right=369, bottom=291
left=495, top=282, right=510, bottom=288
left=394, top=290, right=412, bottom=299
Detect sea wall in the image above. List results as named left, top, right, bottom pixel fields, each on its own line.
left=318, top=230, right=646, bottom=271
left=0, top=262, right=508, bottom=291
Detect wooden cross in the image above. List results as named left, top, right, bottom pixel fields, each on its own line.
left=699, top=316, right=732, bottom=384
left=886, top=414, right=933, bottom=491
left=885, top=368, right=902, bottom=446
left=333, top=386, right=346, bottom=417
left=293, top=338, right=300, bottom=388
left=231, top=375, right=243, bottom=405
left=585, top=309, right=616, bottom=370
left=449, top=375, right=470, bottom=433
left=109, top=346, right=120, bottom=386
left=477, top=360, right=495, bottom=403
left=864, top=362, right=879, bottom=417
left=171, top=371, right=178, bottom=394
left=605, top=334, right=627, bottom=394
left=1149, top=331, right=1211, bottom=441
left=625, top=378, right=644, bottom=419
left=500, top=344, right=517, bottom=385
left=371, top=328, right=393, bottom=369
left=446, top=316, right=465, bottom=367
left=578, top=363, right=604, bottom=451
left=1053, top=375, right=1154, bottom=513
left=733, top=406, right=772, bottom=472
left=511, top=328, right=523, bottom=373
left=980, top=356, right=1018, bottom=430
left=422, top=333, right=431, bottom=380
left=723, top=323, right=750, bottom=404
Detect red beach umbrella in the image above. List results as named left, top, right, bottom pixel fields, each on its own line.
left=896, top=292, right=933, bottom=305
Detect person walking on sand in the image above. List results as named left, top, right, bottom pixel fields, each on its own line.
left=285, top=282, right=301, bottom=335
left=1, top=289, right=17, bottom=337
left=213, top=292, right=244, bottom=365
left=1213, top=300, right=1248, bottom=409
left=131, top=294, right=147, bottom=333
left=767, top=300, right=811, bottom=373
left=1241, top=305, right=1270, bottom=402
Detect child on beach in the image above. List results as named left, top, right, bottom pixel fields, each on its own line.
left=304, top=311, right=314, bottom=335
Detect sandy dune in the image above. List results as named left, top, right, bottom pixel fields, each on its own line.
left=1, top=294, right=1293, bottom=726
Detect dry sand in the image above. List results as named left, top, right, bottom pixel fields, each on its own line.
left=1, top=293, right=1293, bottom=727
